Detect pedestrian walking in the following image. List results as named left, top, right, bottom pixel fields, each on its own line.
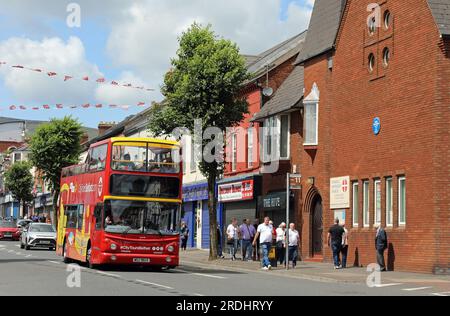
left=276, top=223, right=287, bottom=265
left=288, top=223, right=300, bottom=268
left=327, top=218, right=345, bottom=269
left=226, top=218, right=239, bottom=261
left=375, top=224, right=388, bottom=272
left=341, top=224, right=349, bottom=269
left=240, top=219, right=256, bottom=261
left=180, top=222, right=189, bottom=251
left=253, top=217, right=273, bottom=271
left=252, top=219, right=261, bottom=261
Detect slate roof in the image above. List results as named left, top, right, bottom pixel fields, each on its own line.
left=295, top=0, right=347, bottom=65
left=246, top=30, right=307, bottom=81
left=427, top=0, right=450, bottom=36
left=251, top=66, right=304, bottom=122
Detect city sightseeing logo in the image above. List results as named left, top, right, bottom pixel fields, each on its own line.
left=77, top=177, right=103, bottom=197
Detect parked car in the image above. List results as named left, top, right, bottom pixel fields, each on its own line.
left=17, top=219, right=33, bottom=228
left=0, top=221, right=21, bottom=241
left=20, top=223, right=56, bottom=250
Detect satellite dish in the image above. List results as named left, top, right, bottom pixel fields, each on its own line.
left=263, top=87, right=273, bottom=97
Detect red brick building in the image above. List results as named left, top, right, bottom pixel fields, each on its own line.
left=293, top=0, right=449, bottom=273
left=219, top=32, right=307, bottom=226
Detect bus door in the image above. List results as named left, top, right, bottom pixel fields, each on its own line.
left=92, top=203, right=104, bottom=250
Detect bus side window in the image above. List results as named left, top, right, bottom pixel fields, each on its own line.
left=77, top=205, right=84, bottom=232
left=94, top=204, right=103, bottom=230
left=65, top=206, right=77, bottom=229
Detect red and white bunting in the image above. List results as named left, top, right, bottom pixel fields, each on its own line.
left=1, top=61, right=155, bottom=92
left=1, top=102, right=148, bottom=111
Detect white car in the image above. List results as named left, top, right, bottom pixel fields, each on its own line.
left=20, top=223, right=57, bottom=251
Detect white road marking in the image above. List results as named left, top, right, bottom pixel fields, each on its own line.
left=7, top=250, right=14, bottom=253
left=48, top=261, right=61, bottom=265
left=15, top=245, right=20, bottom=248
left=192, top=273, right=227, bottom=279
left=402, top=287, right=433, bottom=292
left=15, top=252, right=22, bottom=255
left=25, top=255, right=32, bottom=258
left=135, top=279, right=174, bottom=290
left=96, top=271, right=121, bottom=278
left=431, top=292, right=450, bottom=297
left=373, top=283, right=403, bottom=288
left=0, top=245, right=5, bottom=248
left=193, top=293, right=205, bottom=296
left=178, top=268, right=227, bottom=279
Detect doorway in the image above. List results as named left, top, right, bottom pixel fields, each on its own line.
left=311, top=195, right=323, bottom=257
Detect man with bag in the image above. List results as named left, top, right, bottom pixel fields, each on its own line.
left=226, top=218, right=240, bottom=261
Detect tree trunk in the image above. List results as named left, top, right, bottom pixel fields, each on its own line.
left=52, top=189, right=60, bottom=226
left=208, top=173, right=218, bottom=261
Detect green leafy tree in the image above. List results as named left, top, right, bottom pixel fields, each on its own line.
left=29, top=116, right=84, bottom=224
left=4, top=161, right=34, bottom=218
left=149, top=23, right=250, bottom=260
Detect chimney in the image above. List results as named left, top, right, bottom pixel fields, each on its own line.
left=80, top=133, right=89, bottom=145
left=98, top=121, right=116, bottom=137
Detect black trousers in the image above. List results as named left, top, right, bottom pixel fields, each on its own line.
left=377, top=249, right=386, bottom=270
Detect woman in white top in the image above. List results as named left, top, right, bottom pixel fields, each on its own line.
left=275, top=223, right=287, bottom=265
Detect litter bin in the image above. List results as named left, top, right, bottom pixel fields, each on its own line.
left=268, top=246, right=277, bottom=268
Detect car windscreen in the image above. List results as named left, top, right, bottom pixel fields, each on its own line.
left=29, top=225, right=55, bottom=233
left=0, top=222, right=16, bottom=228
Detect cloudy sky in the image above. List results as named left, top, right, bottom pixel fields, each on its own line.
left=0, top=0, right=313, bottom=128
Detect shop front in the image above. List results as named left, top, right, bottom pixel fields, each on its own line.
left=258, top=191, right=295, bottom=227
left=182, top=182, right=209, bottom=249
left=218, top=176, right=261, bottom=229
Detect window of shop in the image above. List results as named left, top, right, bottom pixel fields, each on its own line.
left=231, top=133, right=237, bottom=172
left=386, top=177, right=393, bottom=227
left=247, top=127, right=254, bottom=168
left=304, top=103, right=318, bottom=146
left=352, top=182, right=359, bottom=227
left=363, top=181, right=370, bottom=227
left=398, top=176, right=406, bottom=226
left=374, top=180, right=381, bottom=226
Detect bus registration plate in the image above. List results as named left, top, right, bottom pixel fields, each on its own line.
left=133, top=258, right=150, bottom=263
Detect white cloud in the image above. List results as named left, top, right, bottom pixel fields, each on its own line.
left=0, top=36, right=101, bottom=104
left=0, top=0, right=312, bottom=105
left=106, top=0, right=312, bottom=91
left=94, top=71, right=152, bottom=105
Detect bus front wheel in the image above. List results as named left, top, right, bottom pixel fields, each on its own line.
left=86, top=243, right=97, bottom=270
left=62, top=241, right=71, bottom=264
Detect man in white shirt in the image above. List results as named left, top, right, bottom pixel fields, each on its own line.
left=253, top=217, right=274, bottom=270
left=226, top=218, right=239, bottom=261
left=288, top=223, right=300, bottom=268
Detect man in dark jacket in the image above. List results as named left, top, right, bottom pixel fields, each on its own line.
left=375, top=224, right=388, bottom=272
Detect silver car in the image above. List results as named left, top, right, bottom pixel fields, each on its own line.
left=20, top=223, right=57, bottom=251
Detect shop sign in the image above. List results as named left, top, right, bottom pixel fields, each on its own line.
left=330, top=176, right=350, bottom=209
left=218, top=180, right=254, bottom=203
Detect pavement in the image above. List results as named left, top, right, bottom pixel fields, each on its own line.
left=0, top=240, right=449, bottom=296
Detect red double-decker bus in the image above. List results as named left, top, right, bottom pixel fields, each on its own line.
left=56, top=137, right=182, bottom=269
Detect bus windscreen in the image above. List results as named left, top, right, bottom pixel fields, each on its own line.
left=110, top=174, right=180, bottom=199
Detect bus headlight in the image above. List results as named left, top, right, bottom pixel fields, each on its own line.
left=167, top=245, right=175, bottom=253
left=110, top=244, right=117, bottom=251
left=166, top=257, right=172, bottom=263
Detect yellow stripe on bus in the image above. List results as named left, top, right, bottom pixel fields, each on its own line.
left=111, top=137, right=180, bottom=147
left=103, top=196, right=182, bottom=204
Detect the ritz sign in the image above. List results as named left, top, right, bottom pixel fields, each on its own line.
left=264, top=197, right=281, bottom=209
